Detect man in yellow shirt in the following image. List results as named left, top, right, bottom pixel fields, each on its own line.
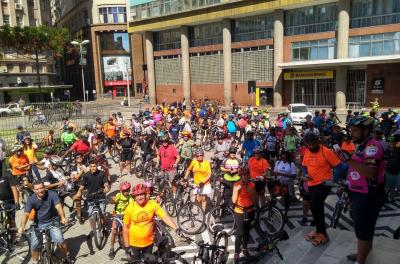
left=184, top=149, right=212, bottom=211
left=123, top=183, right=181, bottom=260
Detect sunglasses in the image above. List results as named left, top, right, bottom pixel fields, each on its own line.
left=196, top=154, right=204, bottom=157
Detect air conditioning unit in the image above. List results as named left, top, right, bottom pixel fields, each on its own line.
left=3, top=69, right=8, bottom=73
left=15, top=3, right=23, bottom=10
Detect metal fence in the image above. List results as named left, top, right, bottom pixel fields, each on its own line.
left=0, top=102, right=109, bottom=147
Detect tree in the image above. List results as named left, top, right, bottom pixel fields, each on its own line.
left=0, top=25, right=70, bottom=101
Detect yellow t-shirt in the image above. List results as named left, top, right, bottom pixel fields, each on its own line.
left=114, top=192, right=133, bottom=215
left=123, top=200, right=166, bottom=247
left=188, top=160, right=211, bottom=186
left=23, top=144, right=38, bottom=163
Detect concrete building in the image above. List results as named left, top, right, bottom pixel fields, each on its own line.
left=0, top=0, right=69, bottom=104
left=56, top=0, right=136, bottom=101
left=128, top=0, right=400, bottom=108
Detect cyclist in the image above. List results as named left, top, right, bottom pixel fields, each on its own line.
left=138, top=131, right=155, bottom=162
left=103, top=117, right=118, bottom=158
left=343, top=116, right=386, bottom=264
left=341, top=135, right=356, bottom=155
left=9, top=145, right=31, bottom=180
left=227, top=114, right=238, bottom=140
left=109, top=181, right=133, bottom=259
left=302, top=132, right=341, bottom=246
left=157, top=135, right=180, bottom=193
left=0, top=169, right=20, bottom=235
left=241, top=131, right=261, bottom=161
left=283, top=127, right=299, bottom=161
left=183, top=149, right=211, bottom=211
left=214, top=133, right=231, bottom=169
left=19, top=181, right=72, bottom=263
left=15, top=125, right=31, bottom=145
left=263, top=127, right=279, bottom=162
left=61, top=127, right=77, bottom=149
left=176, top=131, right=196, bottom=169
left=73, top=159, right=110, bottom=227
left=123, top=183, right=182, bottom=260
left=220, top=147, right=241, bottom=207
left=248, top=146, right=269, bottom=207
left=61, top=135, right=91, bottom=161
left=232, top=166, right=256, bottom=262
left=22, top=136, right=40, bottom=180
left=60, top=117, right=77, bottom=133
left=117, top=131, right=136, bottom=177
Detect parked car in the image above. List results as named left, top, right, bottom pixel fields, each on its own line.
left=0, top=103, right=32, bottom=117
left=287, top=103, right=313, bottom=125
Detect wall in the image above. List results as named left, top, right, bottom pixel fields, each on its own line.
left=232, top=82, right=273, bottom=106
left=366, top=63, right=400, bottom=107
left=155, top=84, right=183, bottom=103
left=131, top=33, right=146, bottom=97
left=190, top=84, right=224, bottom=102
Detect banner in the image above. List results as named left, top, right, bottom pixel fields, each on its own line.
left=284, top=71, right=334, bottom=80
left=103, top=56, right=131, bottom=87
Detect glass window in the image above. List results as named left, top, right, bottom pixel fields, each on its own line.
left=300, top=48, right=309, bottom=60
left=351, top=0, right=400, bottom=28
left=189, top=22, right=222, bottom=47
left=349, top=32, right=400, bottom=57
left=100, top=32, right=130, bottom=54
left=99, top=6, right=126, bottom=24
left=20, top=65, right=26, bottom=73
left=372, top=41, right=383, bottom=55
left=233, top=14, right=274, bottom=42
left=359, top=42, right=371, bottom=56
left=291, top=38, right=336, bottom=61
left=3, top=15, right=10, bottom=26
left=154, top=29, right=181, bottom=51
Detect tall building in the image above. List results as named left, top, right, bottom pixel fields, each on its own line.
left=128, top=0, right=400, bottom=108
left=56, top=0, right=134, bottom=101
left=0, top=0, right=70, bottom=104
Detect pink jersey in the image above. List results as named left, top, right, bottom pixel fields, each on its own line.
left=347, top=138, right=386, bottom=193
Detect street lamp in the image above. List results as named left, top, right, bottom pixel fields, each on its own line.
left=71, top=40, right=90, bottom=102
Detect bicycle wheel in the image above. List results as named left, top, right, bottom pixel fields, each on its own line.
left=168, top=252, right=189, bottom=264
left=206, top=205, right=235, bottom=235
left=211, top=231, right=229, bottom=264
left=155, top=220, right=175, bottom=248
left=330, top=202, right=343, bottom=229
left=92, top=213, right=105, bottom=250
left=177, top=203, right=205, bottom=235
left=111, top=146, right=120, bottom=163
left=40, top=249, right=53, bottom=264
left=31, top=121, right=40, bottom=129
left=256, top=205, right=284, bottom=236
left=133, top=157, right=144, bottom=178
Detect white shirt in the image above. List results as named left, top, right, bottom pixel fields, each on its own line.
left=274, top=160, right=296, bottom=183
left=304, top=128, right=320, bottom=136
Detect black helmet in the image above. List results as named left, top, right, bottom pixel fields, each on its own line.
left=348, top=116, right=374, bottom=129
left=195, top=148, right=205, bottom=156
left=229, top=147, right=237, bottom=154
left=303, top=132, right=319, bottom=145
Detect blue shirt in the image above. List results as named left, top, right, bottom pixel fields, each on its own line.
left=242, top=139, right=261, bottom=159
left=25, top=190, right=60, bottom=225
left=227, top=120, right=237, bottom=133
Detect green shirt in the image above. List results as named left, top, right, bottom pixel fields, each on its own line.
left=284, top=135, right=297, bottom=152
left=61, top=132, right=76, bottom=144
left=179, top=139, right=195, bottom=159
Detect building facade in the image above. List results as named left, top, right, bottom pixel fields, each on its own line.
left=0, top=0, right=68, bottom=104
left=56, top=0, right=136, bottom=101
left=128, top=0, right=400, bottom=108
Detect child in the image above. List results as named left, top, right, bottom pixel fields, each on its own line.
left=341, top=135, right=355, bottom=155
left=44, top=130, right=54, bottom=146
left=109, top=181, right=133, bottom=259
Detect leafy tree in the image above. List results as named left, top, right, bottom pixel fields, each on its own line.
left=0, top=25, right=70, bottom=101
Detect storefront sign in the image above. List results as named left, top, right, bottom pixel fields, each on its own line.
left=104, top=80, right=131, bottom=87
left=103, top=56, right=132, bottom=86
left=371, top=78, right=384, bottom=94
left=284, top=71, right=334, bottom=80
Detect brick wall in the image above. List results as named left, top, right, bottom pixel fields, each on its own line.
left=155, top=84, right=183, bottom=104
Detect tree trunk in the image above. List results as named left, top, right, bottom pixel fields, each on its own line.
left=35, top=49, right=43, bottom=102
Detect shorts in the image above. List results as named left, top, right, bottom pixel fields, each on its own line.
left=129, top=244, right=153, bottom=260
left=254, top=181, right=266, bottom=193
left=120, top=151, right=133, bottom=162
left=385, top=172, right=400, bottom=190
left=86, top=199, right=106, bottom=217
left=106, top=137, right=115, bottom=147
left=351, top=188, right=386, bottom=240
left=30, top=222, right=64, bottom=251
left=194, top=184, right=212, bottom=195
left=113, top=214, right=124, bottom=229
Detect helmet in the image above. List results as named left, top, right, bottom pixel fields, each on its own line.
left=181, top=131, right=191, bottom=137
left=23, top=135, right=32, bottom=141
left=160, top=135, right=170, bottom=142
left=119, top=181, right=131, bottom=192
left=44, top=147, right=54, bottom=155
left=49, top=156, right=63, bottom=166
left=217, top=133, right=224, bottom=140
left=348, top=116, right=374, bottom=129
left=253, top=146, right=262, bottom=154
left=229, top=147, right=237, bottom=154
left=132, top=183, right=148, bottom=196
left=12, top=145, right=23, bottom=153
left=303, top=132, right=319, bottom=145
left=195, top=148, right=204, bottom=156
left=143, top=121, right=150, bottom=125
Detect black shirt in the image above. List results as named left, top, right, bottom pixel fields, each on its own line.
left=0, top=172, right=17, bottom=201
left=24, top=190, right=60, bottom=225
left=118, top=138, right=136, bottom=153
left=80, top=170, right=107, bottom=198
left=140, top=139, right=153, bottom=155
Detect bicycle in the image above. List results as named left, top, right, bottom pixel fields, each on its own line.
left=111, top=213, right=125, bottom=251
left=330, top=181, right=352, bottom=229
left=31, top=118, right=56, bottom=129
left=133, top=153, right=157, bottom=180
left=0, top=201, right=30, bottom=263
left=84, top=190, right=108, bottom=250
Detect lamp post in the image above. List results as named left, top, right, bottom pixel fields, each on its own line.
left=125, top=61, right=132, bottom=106
left=71, top=40, right=90, bottom=102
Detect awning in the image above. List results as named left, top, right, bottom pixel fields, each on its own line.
left=278, top=54, right=400, bottom=69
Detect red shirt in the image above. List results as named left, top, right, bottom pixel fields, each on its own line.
left=158, top=145, right=178, bottom=171
left=70, top=140, right=90, bottom=154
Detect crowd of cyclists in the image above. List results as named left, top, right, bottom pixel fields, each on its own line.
left=0, top=97, right=400, bottom=264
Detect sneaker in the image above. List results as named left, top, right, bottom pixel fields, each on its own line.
left=108, top=248, right=115, bottom=260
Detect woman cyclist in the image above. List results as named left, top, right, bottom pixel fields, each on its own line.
left=22, top=136, right=40, bottom=180
left=116, top=131, right=136, bottom=177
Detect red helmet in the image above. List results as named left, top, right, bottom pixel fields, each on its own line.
left=119, top=181, right=131, bottom=192
left=132, top=183, right=148, bottom=196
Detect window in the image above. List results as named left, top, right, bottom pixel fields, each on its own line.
left=292, top=38, right=336, bottom=61
left=20, top=64, right=26, bottom=73
left=16, top=16, right=23, bottom=27
left=233, top=14, right=274, bottom=42
left=6, top=64, right=13, bottom=73
left=100, top=32, right=130, bottom=54
left=350, top=0, right=400, bottom=28
left=349, top=32, right=400, bottom=57
left=285, top=3, right=338, bottom=36
left=3, top=15, right=10, bottom=26
left=154, top=29, right=181, bottom=51
left=189, top=22, right=222, bottom=47
left=99, top=6, right=127, bottom=24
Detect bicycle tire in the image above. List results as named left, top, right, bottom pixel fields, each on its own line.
left=206, top=205, right=235, bottom=236
left=7, top=232, right=31, bottom=264
left=92, top=212, right=105, bottom=250
left=39, top=249, right=53, bottom=264
left=177, top=202, right=205, bottom=235
left=330, top=203, right=343, bottom=229
left=169, top=252, right=189, bottom=264
left=211, top=231, right=229, bottom=264
left=155, top=220, right=175, bottom=248
left=111, top=146, right=120, bottom=163
left=31, top=121, right=40, bottom=129
left=256, top=205, right=285, bottom=236
left=133, top=157, right=144, bottom=178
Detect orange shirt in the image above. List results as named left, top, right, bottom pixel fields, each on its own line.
left=248, top=157, right=269, bottom=179
left=9, top=154, right=30, bottom=176
left=103, top=123, right=117, bottom=138
left=302, top=146, right=340, bottom=187
left=341, top=141, right=356, bottom=154
left=234, top=181, right=255, bottom=214
left=123, top=199, right=166, bottom=247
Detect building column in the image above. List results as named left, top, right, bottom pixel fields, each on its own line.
left=222, top=20, right=232, bottom=107
left=180, top=26, right=191, bottom=104
left=336, top=0, right=350, bottom=109
left=145, top=31, right=156, bottom=105
left=273, top=10, right=284, bottom=108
